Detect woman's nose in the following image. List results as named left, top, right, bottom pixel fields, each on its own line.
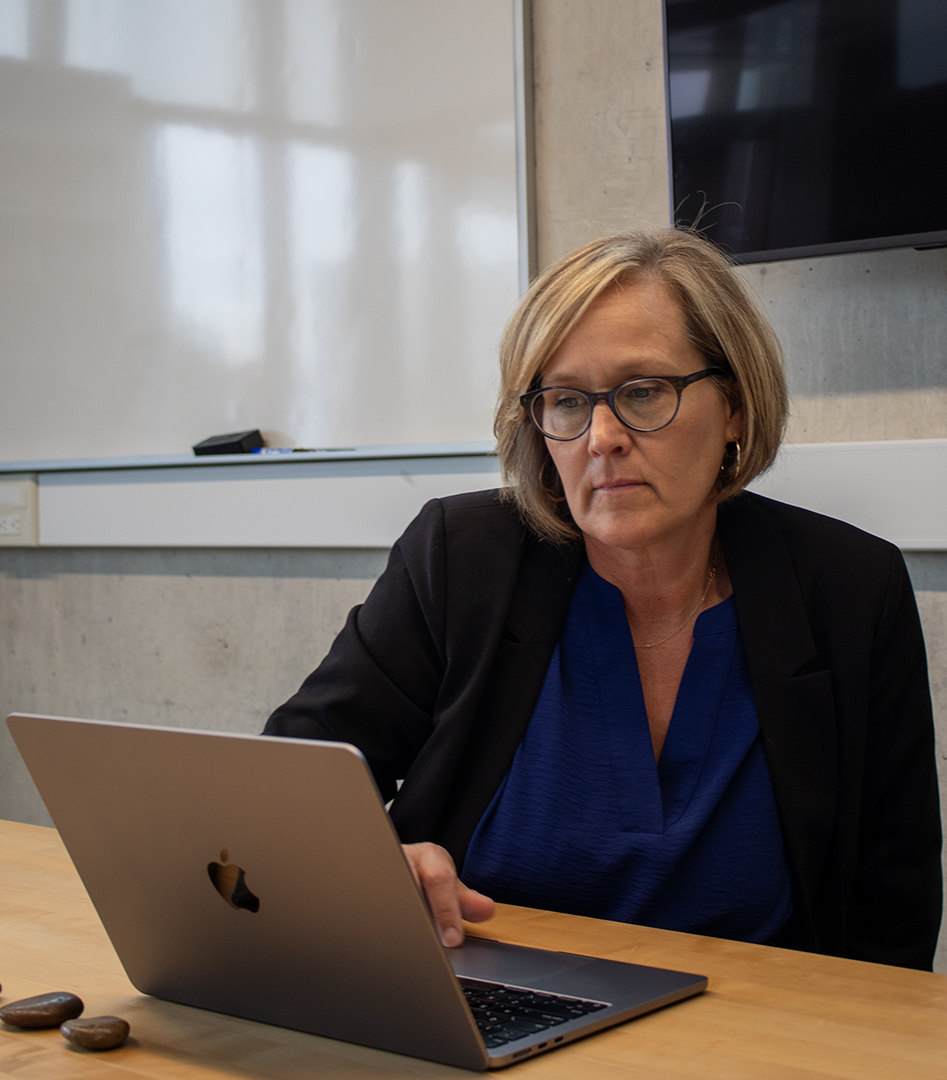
left=587, top=400, right=632, bottom=455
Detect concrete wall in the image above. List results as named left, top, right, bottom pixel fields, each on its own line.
left=532, top=0, right=671, bottom=264
left=0, top=548, right=388, bottom=825
left=1, top=0, right=944, bottom=968
left=739, top=250, right=947, bottom=444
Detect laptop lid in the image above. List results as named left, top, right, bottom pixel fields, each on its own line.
left=7, top=713, right=707, bottom=1069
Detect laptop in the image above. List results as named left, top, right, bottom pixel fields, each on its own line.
left=7, top=713, right=707, bottom=1070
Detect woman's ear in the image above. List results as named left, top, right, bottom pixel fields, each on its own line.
left=727, top=405, right=745, bottom=445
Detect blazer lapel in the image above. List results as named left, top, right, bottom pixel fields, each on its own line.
left=436, top=534, right=584, bottom=862
left=719, top=495, right=838, bottom=941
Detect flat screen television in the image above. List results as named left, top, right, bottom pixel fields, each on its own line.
left=665, top=0, right=947, bottom=262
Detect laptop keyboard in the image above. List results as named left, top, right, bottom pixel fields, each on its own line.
left=458, top=978, right=609, bottom=1049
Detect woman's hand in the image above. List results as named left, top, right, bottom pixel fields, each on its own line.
left=402, top=842, right=496, bottom=947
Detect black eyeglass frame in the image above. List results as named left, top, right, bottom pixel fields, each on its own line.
left=519, top=367, right=727, bottom=441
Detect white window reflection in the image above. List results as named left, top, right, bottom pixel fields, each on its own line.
left=456, top=204, right=518, bottom=266
left=0, top=0, right=27, bottom=58
left=670, top=70, right=712, bottom=119
left=285, top=0, right=342, bottom=127
left=287, top=142, right=355, bottom=438
left=394, top=160, right=428, bottom=265
left=736, top=0, right=815, bottom=112
left=158, top=125, right=263, bottom=364
left=898, top=0, right=947, bottom=90
left=736, top=69, right=764, bottom=112
left=65, top=0, right=253, bottom=110
left=393, top=159, right=433, bottom=388
left=289, top=143, right=355, bottom=264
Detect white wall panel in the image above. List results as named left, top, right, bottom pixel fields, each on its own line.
left=38, top=456, right=502, bottom=548
left=748, top=439, right=947, bottom=550
left=23, top=438, right=947, bottom=550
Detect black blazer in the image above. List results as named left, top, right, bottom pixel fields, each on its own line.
left=265, top=490, right=942, bottom=970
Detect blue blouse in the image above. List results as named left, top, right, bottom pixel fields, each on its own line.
left=462, top=561, right=792, bottom=943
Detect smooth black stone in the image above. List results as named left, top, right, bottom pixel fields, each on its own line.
left=60, top=1015, right=130, bottom=1050
left=0, top=991, right=84, bottom=1028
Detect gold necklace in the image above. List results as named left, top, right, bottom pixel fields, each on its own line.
left=633, top=545, right=718, bottom=650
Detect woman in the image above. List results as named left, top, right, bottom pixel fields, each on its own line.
left=265, top=230, right=941, bottom=970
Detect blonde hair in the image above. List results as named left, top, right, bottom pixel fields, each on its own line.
left=495, top=229, right=788, bottom=543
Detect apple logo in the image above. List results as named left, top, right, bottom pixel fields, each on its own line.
left=207, top=849, right=260, bottom=912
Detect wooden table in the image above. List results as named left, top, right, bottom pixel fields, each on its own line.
left=2, top=819, right=945, bottom=1079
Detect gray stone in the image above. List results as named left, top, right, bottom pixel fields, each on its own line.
left=60, top=1015, right=130, bottom=1050
left=0, top=991, right=83, bottom=1028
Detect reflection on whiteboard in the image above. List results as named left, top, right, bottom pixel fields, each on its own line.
left=0, top=0, right=519, bottom=462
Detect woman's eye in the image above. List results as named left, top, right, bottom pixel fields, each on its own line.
left=552, top=394, right=583, bottom=410
left=619, top=381, right=665, bottom=405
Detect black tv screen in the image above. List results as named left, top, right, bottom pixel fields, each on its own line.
left=665, top=0, right=947, bottom=262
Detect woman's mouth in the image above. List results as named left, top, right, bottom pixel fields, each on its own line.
left=594, top=478, right=646, bottom=492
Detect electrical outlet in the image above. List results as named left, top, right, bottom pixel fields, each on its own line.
left=0, top=474, right=37, bottom=545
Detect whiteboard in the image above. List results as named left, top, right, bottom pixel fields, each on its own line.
left=0, top=0, right=521, bottom=462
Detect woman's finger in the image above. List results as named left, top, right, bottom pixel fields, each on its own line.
left=402, top=843, right=494, bottom=946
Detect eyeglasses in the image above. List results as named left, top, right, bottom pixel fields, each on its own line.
left=520, top=367, right=725, bottom=441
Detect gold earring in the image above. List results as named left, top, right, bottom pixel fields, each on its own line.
left=721, top=440, right=742, bottom=478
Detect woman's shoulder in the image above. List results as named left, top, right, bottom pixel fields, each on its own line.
left=722, top=491, right=900, bottom=554
left=437, top=487, right=519, bottom=519
left=394, top=488, right=581, bottom=600
left=389, top=489, right=529, bottom=586
left=402, top=489, right=536, bottom=550
left=720, top=491, right=907, bottom=597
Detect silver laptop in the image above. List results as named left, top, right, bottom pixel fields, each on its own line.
left=7, top=713, right=707, bottom=1070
